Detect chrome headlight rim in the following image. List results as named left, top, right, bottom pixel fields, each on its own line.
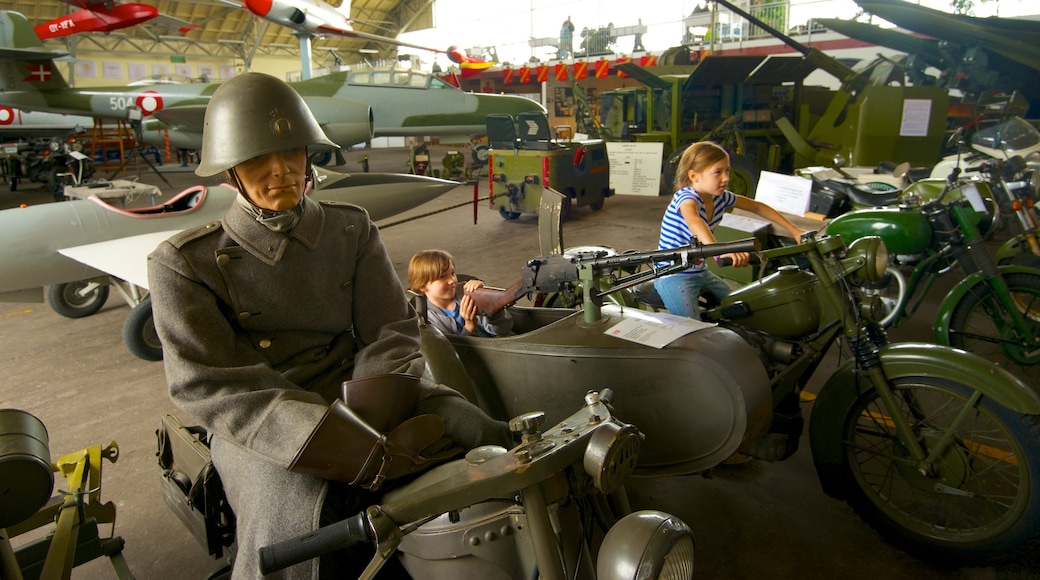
left=596, top=510, right=695, bottom=580
left=847, top=236, right=888, bottom=283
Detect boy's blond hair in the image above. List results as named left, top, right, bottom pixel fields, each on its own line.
left=408, top=249, right=455, bottom=293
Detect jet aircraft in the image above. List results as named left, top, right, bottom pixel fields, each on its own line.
left=34, top=0, right=197, bottom=40
left=843, top=0, right=1040, bottom=102
left=232, top=0, right=477, bottom=67
left=0, top=11, right=543, bottom=160
left=0, top=107, right=94, bottom=139
left=0, top=168, right=460, bottom=358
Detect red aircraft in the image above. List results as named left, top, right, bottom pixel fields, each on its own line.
left=34, top=0, right=197, bottom=40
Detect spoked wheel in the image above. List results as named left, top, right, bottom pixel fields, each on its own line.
left=47, top=281, right=110, bottom=318
left=947, top=272, right=1040, bottom=393
left=840, top=377, right=1040, bottom=564
left=123, top=296, right=163, bottom=361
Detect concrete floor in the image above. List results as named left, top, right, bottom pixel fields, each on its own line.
left=1, top=147, right=1037, bottom=579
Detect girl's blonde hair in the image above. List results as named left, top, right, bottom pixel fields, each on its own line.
left=408, top=249, right=455, bottom=293
left=673, top=141, right=729, bottom=192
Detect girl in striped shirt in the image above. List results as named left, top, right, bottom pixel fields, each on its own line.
left=655, top=142, right=805, bottom=319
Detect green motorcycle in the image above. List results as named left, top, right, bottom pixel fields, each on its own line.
left=826, top=166, right=1040, bottom=393
left=696, top=232, right=1040, bottom=564
left=447, top=226, right=1040, bottom=565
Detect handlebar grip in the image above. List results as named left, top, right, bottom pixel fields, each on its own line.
left=700, top=238, right=759, bottom=258
left=258, top=512, right=371, bottom=575
left=715, top=254, right=762, bottom=267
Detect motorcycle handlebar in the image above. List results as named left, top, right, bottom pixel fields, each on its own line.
left=715, top=254, right=762, bottom=267
left=258, top=512, right=371, bottom=575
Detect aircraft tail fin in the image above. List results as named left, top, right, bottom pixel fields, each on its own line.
left=0, top=11, right=70, bottom=90
left=333, top=0, right=352, bottom=20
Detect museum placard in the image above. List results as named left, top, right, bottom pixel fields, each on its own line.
left=606, top=142, right=664, bottom=196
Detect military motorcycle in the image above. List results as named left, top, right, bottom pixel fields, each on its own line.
left=454, top=228, right=1040, bottom=565
left=160, top=388, right=696, bottom=579
left=44, top=126, right=95, bottom=202
left=825, top=162, right=1040, bottom=393
left=256, top=390, right=695, bottom=579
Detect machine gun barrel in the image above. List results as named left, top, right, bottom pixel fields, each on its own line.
left=711, top=0, right=865, bottom=92
left=467, top=238, right=758, bottom=316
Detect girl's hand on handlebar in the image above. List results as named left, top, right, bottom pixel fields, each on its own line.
left=722, top=252, right=750, bottom=267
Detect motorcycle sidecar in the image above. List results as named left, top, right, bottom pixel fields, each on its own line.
left=421, top=304, right=772, bottom=477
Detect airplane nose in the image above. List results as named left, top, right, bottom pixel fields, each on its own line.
left=243, top=0, right=272, bottom=17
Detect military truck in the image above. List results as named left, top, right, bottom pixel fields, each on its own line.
left=486, top=111, right=612, bottom=220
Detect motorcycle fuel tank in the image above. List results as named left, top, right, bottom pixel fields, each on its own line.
left=722, top=266, right=821, bottom=338
left=424, top=305, right=773, bottom=477
left=826, top=206, right=933, bottom=256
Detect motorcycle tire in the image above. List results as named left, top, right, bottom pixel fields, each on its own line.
left=946, top=272, right=1040, bottom=394
left=46, top=281, right=110, bottom=318
left=838, top=376, right=1040, bottom=565
left=123, top=297, right=164, bottom=361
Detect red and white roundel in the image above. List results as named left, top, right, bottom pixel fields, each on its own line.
left=0, top=106, right=14, bottom=125
left=135, top=91, right=164, bottom=116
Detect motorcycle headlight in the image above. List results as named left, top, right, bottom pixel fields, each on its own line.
left=48, top=141, right=60, bottom=152
left=846, top=236, right=888, bottom=283
left=596, top=511, right=695, bottom=580
left=584, top=420, right=642, bottom=494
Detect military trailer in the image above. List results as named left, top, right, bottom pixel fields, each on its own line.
left=486, top=112, right=612, bottom=220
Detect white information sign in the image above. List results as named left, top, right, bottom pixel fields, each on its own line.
left=754, top=170, right=812, bottom=216
left=602, top=305, right=714, bottom=349
left=900, top=99, right=932, bottom=137
left=606, top=142, right=664, bottom=196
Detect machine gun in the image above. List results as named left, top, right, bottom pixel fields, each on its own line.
left=711, top=0, right=866, bottom=94
left=467, top=238, right=759, bottom=323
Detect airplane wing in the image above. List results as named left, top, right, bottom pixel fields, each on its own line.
left=57, top=230, right=182, bottom=290
left=151, top=105, right=207, bottom=130
left=855, top=0, right=1040, bottom=71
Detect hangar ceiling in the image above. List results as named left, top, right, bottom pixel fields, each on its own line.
left=2, top=0, right=435, bottom=67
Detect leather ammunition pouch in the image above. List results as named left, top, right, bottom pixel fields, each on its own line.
left=156, top=415, right=236, bottom=558
left=288, top=374, right=461, bottom=491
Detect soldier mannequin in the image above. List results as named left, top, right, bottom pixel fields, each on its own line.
left=148, top=72, right=510, bottom=579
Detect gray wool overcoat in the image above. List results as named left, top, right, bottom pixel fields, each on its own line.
left=147, top=190, right=481, bottom=579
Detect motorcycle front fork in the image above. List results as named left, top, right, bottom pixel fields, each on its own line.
left=853, top=342, right=981, bottom=479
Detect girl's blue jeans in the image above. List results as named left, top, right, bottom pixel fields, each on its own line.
left=654, top=270, right=733, bottom=320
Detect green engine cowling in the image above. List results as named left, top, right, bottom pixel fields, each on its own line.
left=721, top=265, right=821, bottom=338
left=825, top=206, right=932, bottom=256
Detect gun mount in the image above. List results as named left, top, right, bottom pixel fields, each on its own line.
left=468, top=238, right=759, bottom=323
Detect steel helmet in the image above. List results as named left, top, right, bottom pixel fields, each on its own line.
left=195, top=72, right=339, bottom=177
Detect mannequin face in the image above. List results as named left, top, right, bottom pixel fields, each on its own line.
left=233, top=148, right=307, bottom=211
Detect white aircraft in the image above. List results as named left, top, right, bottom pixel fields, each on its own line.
left=0, top=168, right=460, bottom=360
left=234, top=0, right=483, bottom=77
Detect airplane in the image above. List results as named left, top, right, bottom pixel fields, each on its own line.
left=231, top=0, right=483, bottom=75
left=847, top=0, right=1040, bottom=101
left=34, top=0, right=197, bottom=40
left=0, top=11, right=543, bottom=162
left=0, top=167, right=461, bottom=359
left=0, top=106, right=94, bottom=139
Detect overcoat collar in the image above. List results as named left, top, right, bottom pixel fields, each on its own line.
left=222, top=194, right=326, bottom=265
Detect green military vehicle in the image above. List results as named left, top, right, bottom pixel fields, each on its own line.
left=486, top=112, right=612, bottom=220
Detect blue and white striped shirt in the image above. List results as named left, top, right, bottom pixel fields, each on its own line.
left=657, top=186, right=737, bottom=273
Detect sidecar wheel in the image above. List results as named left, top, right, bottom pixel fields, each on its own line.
left=838, top=376, right=1040, bottom=565
left=123, top=297, right=163, bottom=361
left=47, top=281, right=110, bottom=318
left=947, top=272, right=1040, bottom=394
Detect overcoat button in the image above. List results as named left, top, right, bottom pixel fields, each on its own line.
left=259, top=339, right=272, bottom=349
left=216, top=254, right=231, bottom=266
left=238, top=312, right=251, bottom=323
